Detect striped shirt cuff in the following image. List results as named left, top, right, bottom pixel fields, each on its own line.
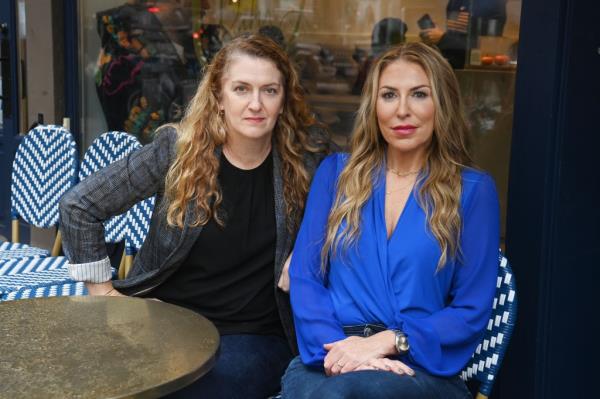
left=67, top=257, right=112, bottom=283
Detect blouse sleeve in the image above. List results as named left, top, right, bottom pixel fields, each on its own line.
left=289, top=154, right=347, bottom=366
left=396, top=173, right=501, bottom=376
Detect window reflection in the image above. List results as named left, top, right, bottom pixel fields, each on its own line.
left=80, top=0, right=521, bottom=238
left=95, top=1, right=200, bottom=143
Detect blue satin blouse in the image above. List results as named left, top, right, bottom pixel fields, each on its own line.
left=289, top=153, right=500, bottom=377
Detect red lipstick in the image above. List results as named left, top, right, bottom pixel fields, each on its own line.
left=392, top=124, right=417, bottom=135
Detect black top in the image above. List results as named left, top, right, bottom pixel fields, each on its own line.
left=150, top=151, right=283, bottom=336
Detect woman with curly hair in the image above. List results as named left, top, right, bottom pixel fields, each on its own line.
left=60, top=34, right=332, bottom=398
left=282, top=42, right=499, bottom=398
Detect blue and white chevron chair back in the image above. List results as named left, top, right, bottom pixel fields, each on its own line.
left=461, top=252, right=517, bottom=397
left=79, top=131, right=141, bottom=243
left=10, top=125, right=78, bottom=227
left=126, top=196, right=155, bottom=256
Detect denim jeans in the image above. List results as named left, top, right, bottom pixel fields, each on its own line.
left=281, top=356, right=472, bottom=399
left=163, top=334, right=292, bottom=399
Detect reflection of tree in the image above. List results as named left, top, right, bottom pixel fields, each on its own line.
left=96, top=1, right=200, bottom=143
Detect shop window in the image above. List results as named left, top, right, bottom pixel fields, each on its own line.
left=79, top=0, right=521, bottom=238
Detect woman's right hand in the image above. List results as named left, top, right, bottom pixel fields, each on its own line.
left=85, top=281, right=125, bottom=296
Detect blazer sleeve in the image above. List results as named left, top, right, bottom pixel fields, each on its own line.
left=395, top=173, right=500, bottom=376
left=59, top=127, right=178, bottom=282
left=289, top=154, right=348, bottom=366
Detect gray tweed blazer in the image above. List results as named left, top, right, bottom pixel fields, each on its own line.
left=59, top=126, right=330, bottom=353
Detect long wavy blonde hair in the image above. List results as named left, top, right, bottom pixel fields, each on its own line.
left=322, top=42, right=472, bottom=270
left=164, top=35, right=319, bottom=230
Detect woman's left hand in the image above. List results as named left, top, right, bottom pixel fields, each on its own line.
left=323, top=331, right=399, bottom=375
left=355, top=358, right=415, bottom=376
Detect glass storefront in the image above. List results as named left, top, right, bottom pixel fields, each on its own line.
left=78, top=0, right=522, bottom=238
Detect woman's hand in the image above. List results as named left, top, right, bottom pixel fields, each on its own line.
left=420, top=26, right=445, bottom=44
left=277, top=252, right=293, bottom=293
left=323, top=330, right=407, bottom=376
left=355, top=358, right=415, bottom=376
left=85, top=281, right=125, bottom=297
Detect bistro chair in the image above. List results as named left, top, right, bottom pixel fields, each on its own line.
left=0, top=255, right=68, bottom=276
left=0, top=258, right=117, bottom=302
left=79, top=131, right=142, bottom=274
left=4, top=125, right=78, bottom=262
left=0, top=265, right=71, bottom=297
left=1, top=280, right=87, bottom=301
left=0, top=242, right=49, bottom=263
left=461, top=252, right=518, bottom=399
left=0, top=248, right=73, bottom=301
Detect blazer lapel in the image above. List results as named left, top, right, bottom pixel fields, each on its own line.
left=272, top=146, right=289, bottom=281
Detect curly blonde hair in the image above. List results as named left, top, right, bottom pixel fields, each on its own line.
left=322, top=42, right=472, bottom=271
left=164, top=35, right=319, bottom=231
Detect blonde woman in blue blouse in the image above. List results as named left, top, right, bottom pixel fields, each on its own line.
left=282, top=42, right=500, bottom=398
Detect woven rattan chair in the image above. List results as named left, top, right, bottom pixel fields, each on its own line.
left=461, top=252, right=517, bottom=398
left=4, top=125, right=78, bottom=261
left=1, top=280, right=86, bottom=301
left=0, top=242, right=49, bottom=264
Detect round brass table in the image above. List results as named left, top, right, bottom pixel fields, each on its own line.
left=0, top=296, right=220, bottom=399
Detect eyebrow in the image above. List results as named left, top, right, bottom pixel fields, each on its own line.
left=231, top=80, right=282, bottom=87
left=379, top=84, right=431, bottom=91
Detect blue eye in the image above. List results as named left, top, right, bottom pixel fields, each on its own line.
left=381, top=91, right=397, bottom=100
left=412, top=90, right=429, bottom=99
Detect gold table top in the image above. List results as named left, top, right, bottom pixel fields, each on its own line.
left=0, top=296, right=220, bottom=399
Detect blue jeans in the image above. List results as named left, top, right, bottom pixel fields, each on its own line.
left=163, top=334, right=292, bottom=399
left=281, top=356, right=472, bottom=399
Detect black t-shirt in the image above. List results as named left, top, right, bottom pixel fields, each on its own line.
left=150, top=151, right=283, bottom=336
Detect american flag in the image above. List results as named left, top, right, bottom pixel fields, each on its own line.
left=447, top=8, right=470, bottom=34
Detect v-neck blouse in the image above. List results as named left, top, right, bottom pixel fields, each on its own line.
left=289, top=153, right=500, bottom=377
